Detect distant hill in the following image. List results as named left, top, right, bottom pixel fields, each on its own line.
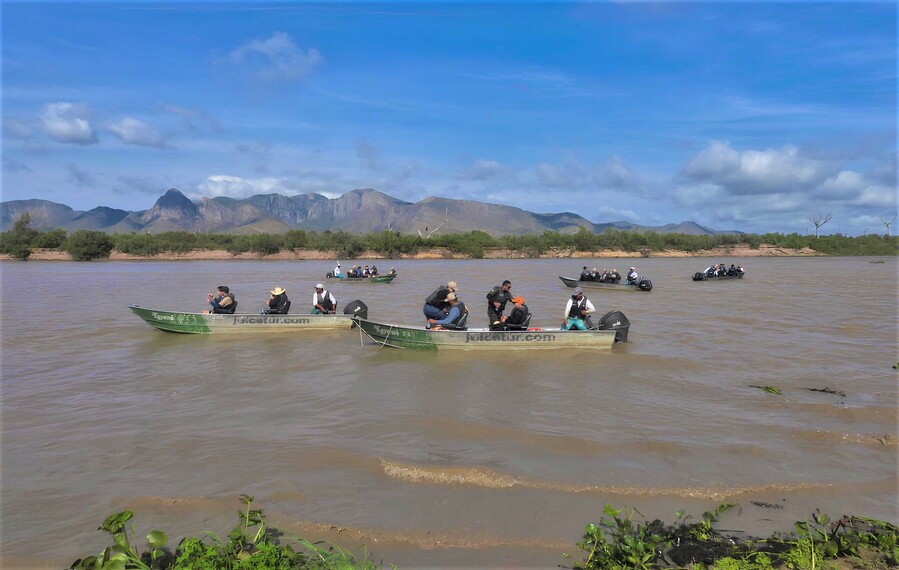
left=0, top=188, right=736, bottom=236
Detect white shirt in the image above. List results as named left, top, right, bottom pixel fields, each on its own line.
left=313, top=290, right=337, bottom=309
left=563, top=296, right=595, bottom=320
left=334, top=265, right=341, bottom=276
left=627, top=270, right=638, bottom=281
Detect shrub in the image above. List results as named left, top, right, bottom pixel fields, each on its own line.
left=64, top=231, right=115, bottom=261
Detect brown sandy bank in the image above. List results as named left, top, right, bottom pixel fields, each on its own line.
left=1, top=244, right=818, bottom=262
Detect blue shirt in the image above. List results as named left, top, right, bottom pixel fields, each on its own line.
left=429, top=305, right=461, bottom=328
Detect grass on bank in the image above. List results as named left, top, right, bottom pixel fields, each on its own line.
left=3, top=213, right=898, bottom=260
left=68, top=496, right=898, bottom=570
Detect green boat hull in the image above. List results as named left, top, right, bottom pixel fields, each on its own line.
left=129, top=305, right=356, bottom=334
left=326, top=274, right=397, bottom=284
left=559, top=275, right=646, bottom=291
left=356, top=318, right=619, bottom=350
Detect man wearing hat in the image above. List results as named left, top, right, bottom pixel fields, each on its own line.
left=503, top=296, right=529, bottom=331
left=562, top=287, right=595, bottom=330
left=626, top=266, right=639, bottom=285
left=263, top=287, right=290, bottom=314
left=426, top=292, right=467, bottom=330
left=312, top=283, right=337, bottom=314
left=423, top=281, right=458, bottom=320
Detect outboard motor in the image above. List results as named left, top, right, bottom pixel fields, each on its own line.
left=638, top=279, right=653, bottom=291
left=597, top=310, right=630, bottom=343
left=326, top=271, right=334, bottom=278
left=343, top=299, right=369, bottom=322
left=692, top=272, right=705, bottom=281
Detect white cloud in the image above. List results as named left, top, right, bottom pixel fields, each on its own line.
left=594, top=205, right=639, bottom=222
left=593, top=155, right=638, bottom=190
left=107, top=117, right=168, bottom=149
left=39, top=102, right=98, bottom=145
left=682, top=141, right=838, bottom=195
left=229, top=32, right=323, bottom=82
left=195, top=174, right=341, bottom=200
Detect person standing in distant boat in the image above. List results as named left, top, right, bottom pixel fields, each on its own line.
left=206, top=285, right=236, bottom=314
left=486, top=280, right=513, bottom=330
left=562, top=287, right=595, bottom=330
left=263, top=287, right=290, bottom=314
left=312, top=284, right=337, bottom=314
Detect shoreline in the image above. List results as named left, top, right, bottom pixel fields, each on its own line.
left=1, top=244, right=821, bottom=262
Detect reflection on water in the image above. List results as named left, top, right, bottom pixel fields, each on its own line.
left=1, top=257, right=897, bottom=567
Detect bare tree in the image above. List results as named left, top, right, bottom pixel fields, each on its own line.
left=418, top=209, right=450, bottom=239
left=880, top=215, right=897, bottom=237
left=809, top=211, right=832, bottom=238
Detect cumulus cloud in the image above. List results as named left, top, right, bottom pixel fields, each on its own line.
left=67, top=163, right=96, bottom=187
left=593, top=155, right=638, bottom=190
left=107, top=117, right=168, bottom=149
left=682, top=141, right=839, bottom=195
left=39, top=102, right=98, bottom=145
left=197, top=175, right=289, bottom=198
left=229, top=32, right=323, bottom=82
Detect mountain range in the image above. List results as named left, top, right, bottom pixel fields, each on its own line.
left=0, top=188, right=729, bottom=236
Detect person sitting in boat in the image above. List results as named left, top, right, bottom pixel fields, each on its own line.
left=361, top=265, right=370, bottom=277
left=504, top=296, right=529, bottom=331
left=263, top=287, right=290, bottom=314
left=427, top=292, right=467, bottom=330
left=579, top=266, right=591, bottom=281
left=599, top=268, right=609, bottom=282
left=423, top=281, right=457, bottom=320
left=333, top=262, right=342, bottom=278
left=562, top=287, right=596, bottom=330
left=736, top=264, right=745, bottom=275
left=370, top=265, right=378, bottom=276
left=207, top=285, right=236, bottom=314
left=387, top=267, right=396, bottom=276
left=486, top=280, right=513, bottom=330
left=626, top=267, right=638, bottom=285
left=608, top=268, right=621, bottom=283
left=312, top=284, right=337, bottom=314
left=355, top=266, right=364, bottom=277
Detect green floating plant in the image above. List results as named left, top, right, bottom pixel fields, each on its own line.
left=749, top=385, right=782, bottom=394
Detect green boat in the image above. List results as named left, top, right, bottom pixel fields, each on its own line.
left=326, top=273, right=397, bottom=284
left=129, top=302, right=368, bottom=334
left=356, top=312, right=629, bottom=350
left=559, top=275, right=652, bottom=292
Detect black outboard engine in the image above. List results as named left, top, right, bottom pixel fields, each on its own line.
left=343, top=299, right=369, bottom=322
left=597, top=310, right=630, bottom=343
left=692, top=272, right=705, bottom=281
left=638, top=279, right=652, bottom=291
left=326, top=272, right=334, bottom=278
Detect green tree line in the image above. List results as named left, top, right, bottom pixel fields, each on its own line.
left=1, top=215, right=896, bottom=260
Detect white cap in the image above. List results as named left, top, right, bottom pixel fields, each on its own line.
left=315, top=283, right=324, bottom=289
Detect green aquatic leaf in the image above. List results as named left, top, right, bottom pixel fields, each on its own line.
left=146, top=529, right=167, bottom=548
left=749, top=385, right=781, bottom=394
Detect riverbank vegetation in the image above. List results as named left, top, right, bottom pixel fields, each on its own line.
left=67, top=497, right=897, bottom=569
left=2, top=214, right=897, bottom=260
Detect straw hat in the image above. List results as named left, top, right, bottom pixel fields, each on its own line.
left=271, top=287, right=286, bottom=295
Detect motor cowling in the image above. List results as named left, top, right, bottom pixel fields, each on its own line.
left=597, top=310, right=630, bottom=343
left=692, top=272, right=705, bottom=281
left=638, top=279, right=653, bottom=291
left=343, top=299, right=368, bottom=322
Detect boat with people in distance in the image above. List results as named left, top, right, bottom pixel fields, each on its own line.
left=558, top=275, right=652, bottom=292
left=692, top=264, right=745, bottom=281
left=129, top=301, right=368, bottom=334
left=355, top=311, right=629, bottom=350
left=692, top=272, right=744, bottom=281
left=326, top=273, right=397, bottom=284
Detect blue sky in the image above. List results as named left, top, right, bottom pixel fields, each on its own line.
left=2, top=2, right=896, bottom=235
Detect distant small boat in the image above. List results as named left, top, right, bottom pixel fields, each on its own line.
left=326, top=273, right=397, bottom=284
left=356, top=311, right=629, bottom=350
left=692, top=272, right=744, bottom=281
left=558, top=275, right=652, bottom=292
left=129, top=301, right=368, bottom=334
